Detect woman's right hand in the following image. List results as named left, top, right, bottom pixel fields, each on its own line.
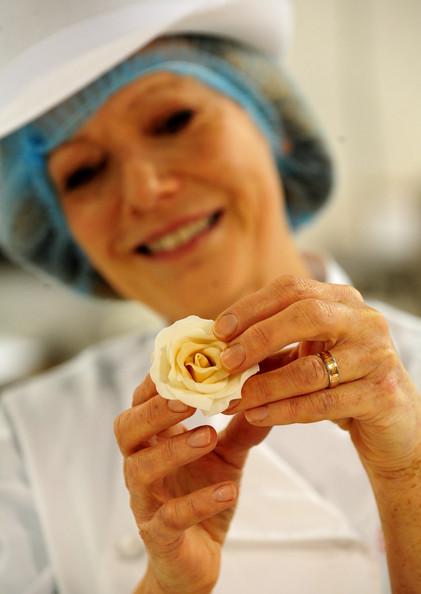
left=114, top=374, right=271, bottom=594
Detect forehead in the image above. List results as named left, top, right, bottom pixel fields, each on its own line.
left=48, top=71, right=226, bottom=158
left=96, top=71, right=213, bottom=111
left=76, top=71, right=218, bottom=130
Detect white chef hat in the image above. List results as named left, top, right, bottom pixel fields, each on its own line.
left=0, top=0, right=293, bottom=138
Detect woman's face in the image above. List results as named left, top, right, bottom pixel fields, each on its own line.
left=48, top=70, right=298, bottom=320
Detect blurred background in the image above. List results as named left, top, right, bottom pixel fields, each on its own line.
left=1, top=0, right=421, bottom=389
left=292, top=0, right=421, bottom=314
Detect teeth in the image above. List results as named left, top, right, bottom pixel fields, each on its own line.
left=146, top=215, right=213, bottom=254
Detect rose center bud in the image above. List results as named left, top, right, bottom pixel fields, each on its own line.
left=185, top=351, right=218, bottom=382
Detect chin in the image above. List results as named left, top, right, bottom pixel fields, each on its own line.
left=110, top=252, right=256, bottom=321
left=167, top=277, right=252, bottom=321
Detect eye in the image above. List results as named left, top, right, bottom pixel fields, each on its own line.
left=64, top=159, right=107, bottom=191
left=152, top=108, right=195, bottom=136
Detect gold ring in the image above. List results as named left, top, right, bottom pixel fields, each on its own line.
left=316, top=351, right=340, bottom=389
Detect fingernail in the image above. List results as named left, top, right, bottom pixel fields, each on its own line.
left=214, top=313, right=238, bottom=339
left=168, top=400, right=190, bottom=413
left=245, top=406, right=268, bottom=423
left=221, top=344, right=245, bottom=370
left=214, top=484, right=237, bottom=502
left=223, top=399, right=242, bottom=414
left=187, top=427, right=212, bottom=448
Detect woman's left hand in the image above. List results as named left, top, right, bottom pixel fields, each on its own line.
left=213, top=275, right=421, bottom=480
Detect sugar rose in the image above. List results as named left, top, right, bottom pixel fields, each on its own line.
left=150, top=315, right=259, bottom=416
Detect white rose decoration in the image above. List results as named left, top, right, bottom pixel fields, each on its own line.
left=150, top=315, right=259, bottom=416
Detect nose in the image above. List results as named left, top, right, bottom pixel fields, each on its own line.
left=121, top=158, right=181, bottom=215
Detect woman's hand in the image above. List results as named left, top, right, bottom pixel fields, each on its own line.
left=114, top=375, right=270, bottom=594
left=214, top=275, right=421, bottom=480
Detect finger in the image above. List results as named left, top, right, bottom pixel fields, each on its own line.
left=225, top=343, right=381, bottom=414
left=243, top=379, right=374, bottom=427
left=125, top=426, right=217, bottom=491
left=215, top=413, right=271, bottom=468
left=259, top=345, right=300, bottom=373
left=143, top=481, right=238, bottom=552
left=149, top=424, right=188, bottom=448
left=114, top=395, right=195, bottom=456
left=132, top=374, right=157, bottom=406
left=214, top=275, right=364, bottom=341
left=220, top=299, right=377, bottom=374
left=223, top=346, right=299, bottom=413
left=224, top=346, right=300, bottom=413
left=157, top=424, right=188, bottom=440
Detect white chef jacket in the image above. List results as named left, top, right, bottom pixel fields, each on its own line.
left=2, top=262, right=421, bottom=594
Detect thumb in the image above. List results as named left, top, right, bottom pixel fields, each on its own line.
left=215, top=413, right=271, bottom=469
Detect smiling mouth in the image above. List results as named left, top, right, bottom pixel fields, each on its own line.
left=135, top=210, right=224, bottom=257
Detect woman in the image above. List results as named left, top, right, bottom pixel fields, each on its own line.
left=1, top=1, right=421, bottom=593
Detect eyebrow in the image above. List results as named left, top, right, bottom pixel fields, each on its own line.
left=50, top=75, right=184, bottom=157
left=48, top=136, right=97, bottom=159
left=126, top=74, right=187, bottom=111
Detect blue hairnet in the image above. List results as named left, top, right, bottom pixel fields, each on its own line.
left=0, top=35, right=334, bottom=298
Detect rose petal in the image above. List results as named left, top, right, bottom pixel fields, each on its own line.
left=179, top=373, right=230, bottom=394
left=186, top=364, right=228, bottom=384
left=156, top=345, right=171, bottom=382
left=185, top=362, right=216, bottom=382
left=175, top=340, right=208, bottom=374
left=200, top=344, right=226, bottom=362
left=200, top=368, right=229, bottom=384
left=202, top=398, right=232, bottom=416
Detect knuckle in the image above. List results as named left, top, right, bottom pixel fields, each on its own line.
left=377, top=377, right=400, bottom=412
left=126, top=452, right=152, bottom=489
left=285, top=396, right=301, bottom=420
left=138, top=520, right=170, bottom=553
left=383, top=348, right=400, bottom=371
left=366, top=307, right=390, bottom=336
left=248, top=322, right=272, bottom=351
left=274, top=274, right=307, bottom=297
left=378, top=348, right=400, bottom=375
left=247, top=375, right=268, bottom=406
left=143, top=397, right=161, bottom=429
left=159, top=501, right=180, bottom=532
left=273, top=274, right=295, bottom=292
left=372, top=352, right=400, bottom=393
left=369, top=353, right=403, bottom=412
left=297, top=356, right=328, bottom=388
left=185, top=495, right=201, bottom=520
left=285, top=390, right=337, bottom=423
left=345, top=285, right=364, bottom=303
left=313, top=390, right=336, bottom=416
left=159, top=495, right=201, bottom=534
left=300, top=298, right=336, bottom=329
left=161, top=435, right=178, bottom=462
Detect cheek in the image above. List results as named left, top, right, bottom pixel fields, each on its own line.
left=194, top=118, right=281, bottom=229
left=189, top=111, right=278, bottom=195
left=191, top=120, right=250, bottom=174
left=62, top=198, right=114, bottom=255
